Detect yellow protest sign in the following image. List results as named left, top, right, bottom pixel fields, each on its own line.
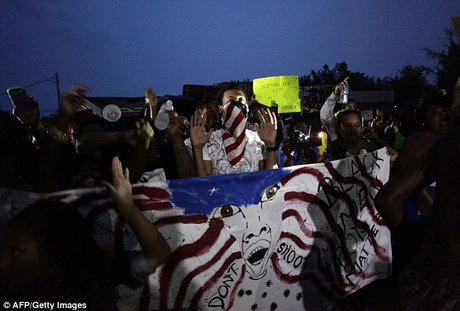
left=253, top=75, right=301, bottom=114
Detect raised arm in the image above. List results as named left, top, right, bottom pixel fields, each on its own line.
left=399, top=135, right=435, bottom=213
left=165, top=111, right=197, bottom=178
left=103, top=156, right=171, bottom=268
left=320, top=77, right=348, bottom=141
left=375, top=147, right=436, bottom=230
left=255, top=107, right=278, bottom=170
left=190, top=108, right=213, bottom=176
left=144, top=86, right=158, bottom=122
left=126, top=119, right=156, bottom=183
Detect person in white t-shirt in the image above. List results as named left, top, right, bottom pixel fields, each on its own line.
left=189, top=83, right=278, bottom=176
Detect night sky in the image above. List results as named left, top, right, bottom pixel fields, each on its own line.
left=1, top=1, right=459, bottom=114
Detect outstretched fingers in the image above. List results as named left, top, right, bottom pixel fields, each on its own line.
left=267, top=108, right=276, bottom=128
left=257, top=109, right=266, bottom=128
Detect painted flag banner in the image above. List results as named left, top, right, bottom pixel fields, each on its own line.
left=0, top=148, right=391, bottom=310
left=252, top=75, right=301, bottom=114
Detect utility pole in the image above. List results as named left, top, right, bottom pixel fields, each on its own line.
left=55, top=72, right=61, bottom=111
left=0, top=73, right=62, bottom=113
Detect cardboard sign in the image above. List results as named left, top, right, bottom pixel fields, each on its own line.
left=253, top=76, right=301, bottom=114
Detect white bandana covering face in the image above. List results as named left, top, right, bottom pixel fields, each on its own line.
left=221, top=99, right=249, bottom=165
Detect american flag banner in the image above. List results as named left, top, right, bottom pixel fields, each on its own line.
left=0, top=148, right=391, bottom=310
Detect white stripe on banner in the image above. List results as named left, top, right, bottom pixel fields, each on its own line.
left=0, top=148, right=392, bottom=310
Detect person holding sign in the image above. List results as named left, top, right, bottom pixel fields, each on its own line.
left=190, top=83, right=278, bottom=176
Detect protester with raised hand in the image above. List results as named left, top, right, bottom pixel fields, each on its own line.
left=190, top=108, right=214, bottom=176
left=103, top=156, right=171, bottom=269
left=189, top=83, right=278, bottom=176
left=144, top=86, right=158, bottom=122
left=70, top=87, right=157, bottom=184
left=320, top=77, right=360, bottom=141
left=164, top=110, right=197, bottom=178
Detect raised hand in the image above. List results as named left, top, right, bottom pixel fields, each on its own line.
left=165, top=111, right=181, bottom=142
left=190, top=108, right=212, bottom=148
left=102, top=156, right=133, bottom=213
left=135, top=119, right=154, bottom=148
left=145, top=86, right=157, bottom=108
left=255, top=107, right=277, bottom=147
left=102, top=156, right=172, bottom=268
left=333, top=76, right=349, bottom=95
left=386, top=146, right=399, bottom=163
left=62, top=85, right=88, bottom=113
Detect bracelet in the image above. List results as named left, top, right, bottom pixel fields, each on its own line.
left=266, top=146, right=277, bottom=152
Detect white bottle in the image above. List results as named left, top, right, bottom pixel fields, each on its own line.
left=339, top=82, right=350, bottom=104
left=154, top=100, right=174, bottom=130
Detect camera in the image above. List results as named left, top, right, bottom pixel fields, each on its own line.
left=288, top=129, right=322, bottom=151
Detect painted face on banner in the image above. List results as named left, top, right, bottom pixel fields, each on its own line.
left=210, top=183, right=285, bottom=280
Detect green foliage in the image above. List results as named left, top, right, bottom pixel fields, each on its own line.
left=302, top=61, right=437, bottom=102
left=391, top=65, right=433, bottom=102
left=302, top=61, right=393, bottom=91
left=425, top=29, right=460, bottom=98
left=231, top=26, right=459, bottom=104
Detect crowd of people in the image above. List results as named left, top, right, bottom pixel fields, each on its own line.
left=0, top=76, right=459, bottom=309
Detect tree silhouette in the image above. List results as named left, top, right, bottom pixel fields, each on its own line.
left=425, top=29, right=460, bottom=100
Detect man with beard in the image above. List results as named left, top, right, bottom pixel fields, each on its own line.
left=189, top=83, right=278, bottom=176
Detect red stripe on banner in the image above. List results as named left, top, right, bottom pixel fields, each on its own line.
left=342, top=270, right=382, bottom=291
left=353, top=156, right=386, bottom=224
left=323, top=163, right=388, bottom=261
left=282, top=209, right=332, bottom=242
left=153, top=214, right=208, bottom=227
left=139, top=277, right=151, bottom=311
left=281, top=166, right=324, bottom=186
left=353, top=156, right=384, bottom=189
left=225, top=265, right=246, bottom=311
left=173, top=236, right=237, bottom=310
left=324, top=162, right=385, bottom=226
left=284, top=191, right=354, bottom=269
left=281, top=210, right=347, bottom=288
left=68, top=191, right=110, bottom=210
left=280, top=231, right=314, bottom=250
left=270, top=253, right=339, bottom=302
left=279, top=231, right=345, bottom=294
left=133, top=186, right=171, bottom=201
left=189, top=252, right=242, bottom=311
left=134, top=200, right=174, bottom=211
left=159, top=219, right=225, bottom=310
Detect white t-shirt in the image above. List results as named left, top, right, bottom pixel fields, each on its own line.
left=194, top=129, right=264, bottom=175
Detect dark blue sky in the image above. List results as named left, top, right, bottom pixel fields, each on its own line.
left=1, top=1, right=459, bottom=114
